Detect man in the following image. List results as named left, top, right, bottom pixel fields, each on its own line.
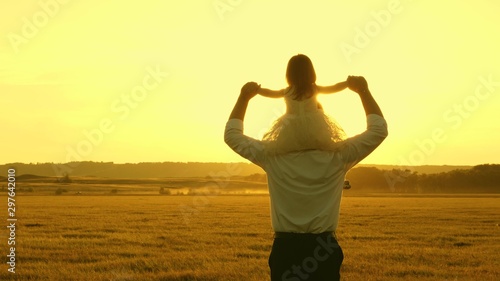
left=224, top=76, right=388, bottom=280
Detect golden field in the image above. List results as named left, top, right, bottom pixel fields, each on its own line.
left=0, top=194, right=499, bottom=280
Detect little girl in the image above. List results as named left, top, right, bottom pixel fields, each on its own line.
left=257, top=54, right=348, bottom=155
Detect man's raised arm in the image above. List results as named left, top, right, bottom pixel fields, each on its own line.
left=339, top=76, right=388, bottom=170
left=224, top=82, right=265, bottom=166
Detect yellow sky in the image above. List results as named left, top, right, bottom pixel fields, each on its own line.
left=1, top=0, right=499, bottom=166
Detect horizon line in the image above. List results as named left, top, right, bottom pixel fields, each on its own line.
left=1, top=161, right=498, bottom=166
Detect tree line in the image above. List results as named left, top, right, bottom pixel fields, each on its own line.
left=242, top=164, right=500, bottom=193
left=383, top=164, right=500, bottom=193
left=347, top=164, right=500, bottom=193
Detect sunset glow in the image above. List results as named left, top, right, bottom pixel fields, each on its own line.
left=1, top=1, right=499, bottom=165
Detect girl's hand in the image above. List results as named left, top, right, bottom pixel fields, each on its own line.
left=240, top=82, right=261, bottom=100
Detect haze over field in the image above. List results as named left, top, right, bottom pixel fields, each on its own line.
left=1, top=1, right=499, bottom=165
left=3, top=163, right=498, bottom=195
left=0, top=162, right=473, bottom=178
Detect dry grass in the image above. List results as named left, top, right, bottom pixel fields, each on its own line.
left=0, top=195, right=498, bottom=280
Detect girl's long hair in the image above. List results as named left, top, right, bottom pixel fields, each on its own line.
left=286, top=54, right=316, bottom=100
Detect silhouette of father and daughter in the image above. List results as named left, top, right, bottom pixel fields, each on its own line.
left=224, top=54, right=388, bottom=280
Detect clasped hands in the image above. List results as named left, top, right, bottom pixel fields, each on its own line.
left=346, top=76, right=369, bottom=94
left=239, top=82, right=261, bottom=100
left=240, top=75, right=369, bottom=100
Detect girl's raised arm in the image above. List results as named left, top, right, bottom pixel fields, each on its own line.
left=317, top=81, right=348, bottom=94
left=258, top=88, right=285, bottom=99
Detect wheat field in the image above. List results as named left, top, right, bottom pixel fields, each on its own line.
left=0, top=195, right=499, bottom=280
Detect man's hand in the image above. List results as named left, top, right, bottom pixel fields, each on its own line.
left=240, top=82, right=261, bottom=101
left=347, top=76, right=369, bottom=94
left=229, top=82, right=261, bottom=121
left=347, top=75, right=383, bottom=117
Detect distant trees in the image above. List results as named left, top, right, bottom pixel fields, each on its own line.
left=56, top=173, right=72, bottom=184
left=3, top=161, right=261, bottom=178
left=159, top=187, right=171, bottom=195
left=362, top=164, right=500, bottom=193
left=235, top=165, right=500, bottom=193
left=55, top=188, right=68, bottom=195
left=244, top=173, right=267, bottom=182
left=346, top=167, right=387, bottom=190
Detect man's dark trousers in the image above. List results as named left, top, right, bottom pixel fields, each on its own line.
left=269, top=232, right=343, bottom=281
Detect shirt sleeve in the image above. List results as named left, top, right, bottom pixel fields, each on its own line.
left=339, top=114, right=388, bottom=171
left=224, top=119, right=267, bottom=167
